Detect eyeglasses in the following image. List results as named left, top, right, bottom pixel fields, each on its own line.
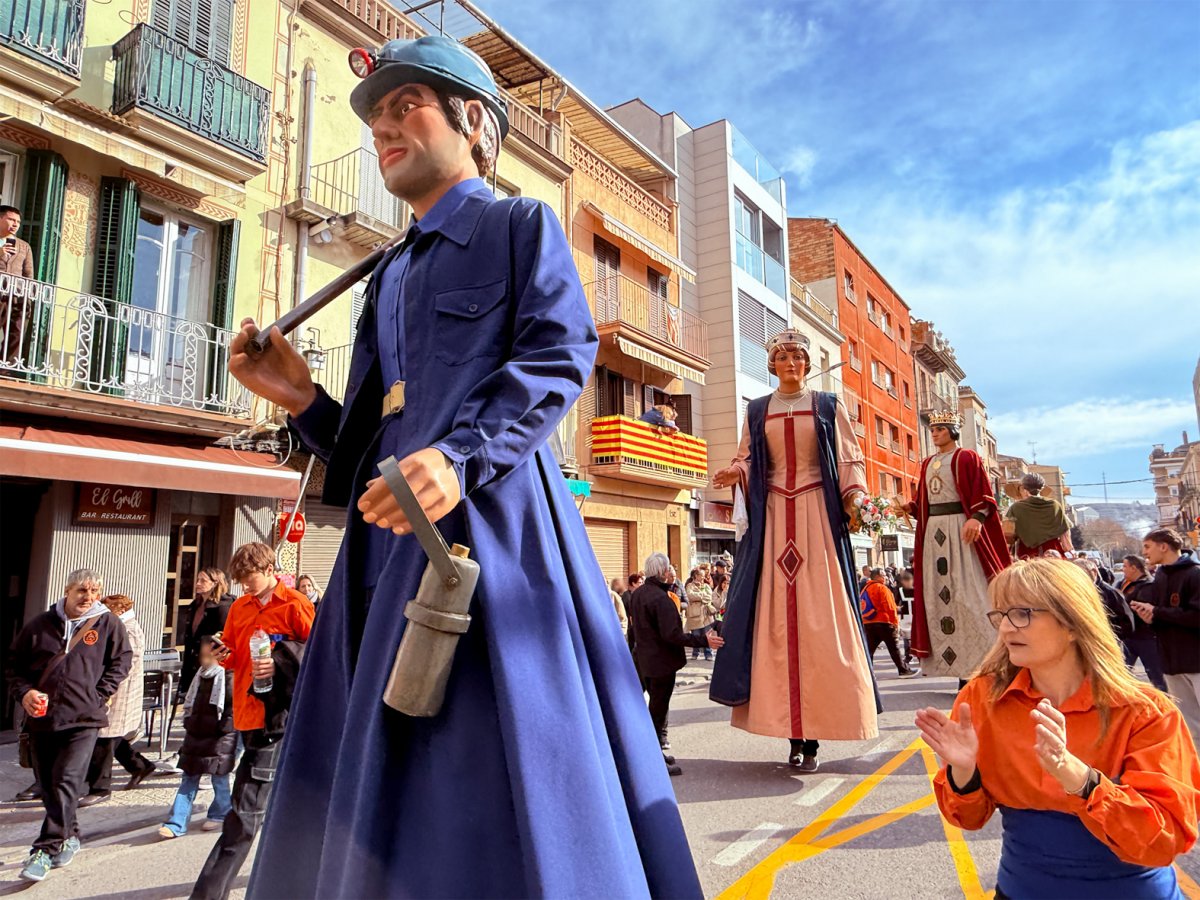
left=985, top=607, right=1049, bottom=629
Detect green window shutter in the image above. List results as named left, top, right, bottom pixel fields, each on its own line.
left=90, top=177, right=139, bottom=389
left=207, top=217, right=240, bottom=409
left=151, top=0, right=233, bottom=65
left=20, top=150, right=67, bottom=283
left=211, top=218, right=239, bottom=330
left=92, top=177, right=139, bottom=302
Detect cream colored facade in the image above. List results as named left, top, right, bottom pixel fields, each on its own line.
left=957, top=385, right=1000, bottom=489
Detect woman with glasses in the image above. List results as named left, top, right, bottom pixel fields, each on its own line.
left=917, top=559, right=1199, bottom=898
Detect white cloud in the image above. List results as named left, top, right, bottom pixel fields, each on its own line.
left=989, top=397, right=1197, bottom=461
left=782, top=145, right=817, bottom=186
left=835, top=120, right=1200, bottom=407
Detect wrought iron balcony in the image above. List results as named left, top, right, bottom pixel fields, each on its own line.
left=287, top=148, right=409, bottom=248
left=589, top=415, right=708, bottom=490
left=0, top=0, right=83, bottom=76
left=111, top=23, right=270, bottom=162
left=0, top=272, right=251, bottom=422
left=918, top=390, right=957, bottom=416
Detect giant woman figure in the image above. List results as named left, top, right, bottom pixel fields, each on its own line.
left=712, top=330, right=880, bottom=770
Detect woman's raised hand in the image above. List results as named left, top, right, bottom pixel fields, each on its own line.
left=916, top=704, right=979, bottom=785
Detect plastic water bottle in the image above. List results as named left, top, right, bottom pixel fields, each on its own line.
left=249, top=629, right=273, bottom=693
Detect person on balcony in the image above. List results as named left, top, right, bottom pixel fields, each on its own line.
left=225, top=35, right=701, bottom=900
left=711, top=328, right=880, bottom=773
left=0, top=204, right=35, bottom=366
left=905, top=412, right=1011, bottom=689
left=639, top=403, right=680, bottom=435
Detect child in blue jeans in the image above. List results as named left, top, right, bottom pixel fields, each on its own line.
left=159, top=637, right=236, bottom=837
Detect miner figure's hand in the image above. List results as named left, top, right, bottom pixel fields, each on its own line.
left=358, top=448, right=462, bottom=535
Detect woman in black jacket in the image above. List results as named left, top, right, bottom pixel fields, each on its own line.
left=181, top=568, right=235, bottom=691
left=159, top=637, right=236, bottom=837
left=1121, top=554, right=1168, bottom=691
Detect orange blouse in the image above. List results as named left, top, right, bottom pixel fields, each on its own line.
left=933, top=670, right=1200, bottom=868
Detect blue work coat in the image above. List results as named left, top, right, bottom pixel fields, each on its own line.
left=248, top=186, right=702, bottom=899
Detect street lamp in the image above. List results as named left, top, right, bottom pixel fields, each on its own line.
left=302, top=327, right=326, bottom=371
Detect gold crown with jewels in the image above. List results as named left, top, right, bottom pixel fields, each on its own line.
left=928, top=411, right=963, bottom=428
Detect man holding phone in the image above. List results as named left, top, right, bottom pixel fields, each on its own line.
left=0, top=204, right=34, bottom=365
left=6, top=568, right=131, bottom=883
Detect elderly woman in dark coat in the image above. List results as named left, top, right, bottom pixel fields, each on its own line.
left=159, top=637, right=236, bottom=837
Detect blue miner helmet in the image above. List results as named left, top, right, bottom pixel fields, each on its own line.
left=348, top=35, right=509, bottom=140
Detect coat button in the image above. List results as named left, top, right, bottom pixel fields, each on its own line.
left=459, top=445, right=470, bottom=454
left=468, top=303, right=479, bottom=313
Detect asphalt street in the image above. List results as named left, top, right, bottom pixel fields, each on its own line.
left=0, top=658, right=1196, bottom=899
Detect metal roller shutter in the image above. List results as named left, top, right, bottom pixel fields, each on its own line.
left=585, top=519, right=629, bottom=588
left=300, top=502, right=347, bottom=591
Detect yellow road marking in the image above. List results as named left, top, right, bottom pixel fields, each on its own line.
left=1177, top=865, right=1200, bottom=899
left=919, top=745, right=991, bottom=900
left=716, top=738, right=925, bottom=900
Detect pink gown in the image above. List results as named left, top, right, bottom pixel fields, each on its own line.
left=728, top=390, right=879, bottom=741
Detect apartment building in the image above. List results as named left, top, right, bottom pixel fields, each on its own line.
left=957, top=385, right=1001, bottom=491
left=911, top=319, right=965, bottom=461
left=0, top=0, right=308, bottom=728
left=788, top=218, right=921, bottom=565
left=609, top=101, right=794, bottom=563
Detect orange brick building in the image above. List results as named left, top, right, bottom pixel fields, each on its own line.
left=788, top=219, right=921, bottom=522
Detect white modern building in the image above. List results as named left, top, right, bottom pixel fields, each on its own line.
left=610, top=100, right=797, bottom=561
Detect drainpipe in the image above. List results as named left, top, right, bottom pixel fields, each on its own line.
left=293, top=63, right=317, bottom=314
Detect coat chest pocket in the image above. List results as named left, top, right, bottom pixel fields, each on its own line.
left=432, top=278, right=508, bottom=365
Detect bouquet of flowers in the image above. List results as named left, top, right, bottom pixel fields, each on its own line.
left=850, top=494, right=899, bottom=535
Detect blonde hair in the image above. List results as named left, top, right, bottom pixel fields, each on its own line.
left=978, top=558, right=1155, bottom=736
left=102, top=594, right=134, bottom=616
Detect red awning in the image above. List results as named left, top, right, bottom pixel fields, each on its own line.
left=0, top=425, right=301, bottom=500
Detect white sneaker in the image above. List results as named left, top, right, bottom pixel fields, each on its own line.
left=198, top=775, right=213, bottom=791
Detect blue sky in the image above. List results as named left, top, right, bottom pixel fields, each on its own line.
left=478, top=0, right=1200, bottom=502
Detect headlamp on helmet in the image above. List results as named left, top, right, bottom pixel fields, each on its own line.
left=348, top=47, right=376, bottom=78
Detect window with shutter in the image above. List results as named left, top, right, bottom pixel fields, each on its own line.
left=18, top=150, right=67, bottom=373
left=91, top=177, right=140, bottom=388
left=670, top=393, right=693, bottom=436
left=622, top=377, right=637, bottom=418
left=206, top=218, right=239, bottom=407
left=152, top=0, right=234, bottom=66
left=594, top=236, right=620, bottom=322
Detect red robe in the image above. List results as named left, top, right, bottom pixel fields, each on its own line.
left=909, top=448, right=1011, bottom=659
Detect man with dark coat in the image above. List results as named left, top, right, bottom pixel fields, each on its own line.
left=6, top=568, right=131, bottom=883
left=628, top=553, right=723, bottom=775
left=228, top=36, right=702, bottom=900
left=1131, top=529, right=1200, bottom=741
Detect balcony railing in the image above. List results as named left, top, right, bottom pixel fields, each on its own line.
left=788, top=277, right=838, bottom=330
left=587, top=272, right=708, bottom=361
left=890, top=440, right=902, bottom=454
left=498, top=87, right=562, bottom=158
left=0, top=272, right=251, bottom=417
left=570, top=139, right=672, bottom=233
left=589, top=415, right=708, bottom=489
left=849, top=353, right=862, bottom=373
left=309, top=148, right=405, bottom=228
left=735, top=232, right=786, bottom=298
left=312, top=342, right=353, bottom=403
left=918, top=390, right=957, bottom=415
left=729, top=123, right=783, bottom=204
left=908, top=449, right=917, bottom=461
left=112, top=24, right=270, bottom=162
left=0, top=0, right=83, bottom=76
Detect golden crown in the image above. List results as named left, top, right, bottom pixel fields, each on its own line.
left=928, top=411, right=962, bottom=428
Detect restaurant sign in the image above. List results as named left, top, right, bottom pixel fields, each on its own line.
left=74, top=483, right=156, bottom=527
left=700, top=502, right=736, bottom=532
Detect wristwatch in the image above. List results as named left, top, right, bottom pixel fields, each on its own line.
left=1072, top=767, right=1101, bottom=799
